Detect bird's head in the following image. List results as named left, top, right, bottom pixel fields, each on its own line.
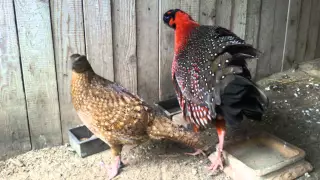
left=163, top=9, right=195, bottom=29
left=70, top=54, right=93, bottom=73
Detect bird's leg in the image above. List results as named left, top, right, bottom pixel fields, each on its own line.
left=184, top=124, right=206, bottom=156
left=208, top=116, right=226, bottom=172
left=100, top=145, right=124, bottom=180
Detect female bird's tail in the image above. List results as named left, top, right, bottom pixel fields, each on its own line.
left=147, top=116, right=207, bottom=150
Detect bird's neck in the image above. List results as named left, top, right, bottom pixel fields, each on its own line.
left=174, top=21, right=199, bottom=54
left=71, top=71, right=93, bottom=92
left=172, top=21, right=199, bottom=78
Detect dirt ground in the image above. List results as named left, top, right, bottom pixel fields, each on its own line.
left=1, top=60, right=320, bottom=180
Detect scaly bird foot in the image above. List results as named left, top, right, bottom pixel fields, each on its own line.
left=207, top=150, right=224, bottom=173
left=99, top=156, right=123, bottom=180
left=184, top=149, right=206, bottom=156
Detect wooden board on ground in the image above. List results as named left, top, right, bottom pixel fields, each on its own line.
left=0, top=0, right=31, bottom=159
left=136, top=0, right=159, bottom=104
left=112, top=0, right=137, bottom=94
left=14, top=0, right=62, bottom=149
left=83, top=0, right=114, bottom=81
left=50, top=0, right=86, bottom=143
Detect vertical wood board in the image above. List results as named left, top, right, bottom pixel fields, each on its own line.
left=83, top=0, right=114, bottom=80
left=282, top=0, right=301, bottom=70
left=136, top=0, right=159, bottom=104
left=50, top=0, right=86, bottom=143
left=180, top=0, right=200, bottom=21
left=256, top=0, right=276, bottom=79
left=112, top=0, right=137, bottom=93
left=199, top=0, right=216, bottom=25
left=304, top=0, right=320, bottom=61
left=295, top=0, right=312, bottom=63
left=232, top=0, right=247, bottom=39
left=269, top=0, right=289, bottom=74
left=245, top=0, right=262, bottom=79
left=215, top=0, right=232, bottom=29
left=0, top=0, right=31, bottom=158
left=159, top=0, right=181, bottom=100
left=14, top=0, right=62, bottom=149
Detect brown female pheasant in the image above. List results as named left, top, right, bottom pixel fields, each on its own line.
left=163, top=9, right=269, bottom=172
left=70, top=54, right=207, bottom=179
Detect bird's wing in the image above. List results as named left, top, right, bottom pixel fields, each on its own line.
left=174, top=25, right=255, bottom=127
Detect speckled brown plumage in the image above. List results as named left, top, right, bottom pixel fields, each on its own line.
left=70, top=54, right=206, bottom=178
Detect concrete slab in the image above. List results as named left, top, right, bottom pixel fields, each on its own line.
left=223, top=159, right=313, bottom=180
left=209, top=132, right=313, bottom=179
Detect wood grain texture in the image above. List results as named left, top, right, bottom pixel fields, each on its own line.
left=180, top=0, right=200, bottom=21
left=316, top=26, right=320, bottom=58
left=50, top=0, right=86, bottom=143
left=256, top=0, right=276, bottom=79
left=136, top=0, right=159, bottom=104
left=215, top=0, right=232, bottom=29
left=14, top=0, right=62, bottom=149
left=112, top=0, right=137, bottom=94
left=282, top=0, right=301, bottom=70
left=304, top=0, right=320, bottom=61
left=295, top=0, right=312, bottom=63
left=159, top=0, right=181, bottom=100
left=83, top=0, right=114, bottom=80
left=269, top=0, right=289, bottom=74
left=0, top=0, right=31, bottom=159
left=199, top=0, right=216, bottom=25
left=245, top=0, right=262, bottom=80
left=232, top=0, right=247, bottom=39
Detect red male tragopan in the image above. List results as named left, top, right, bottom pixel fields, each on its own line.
left=163, top=9, right=269, bottom=172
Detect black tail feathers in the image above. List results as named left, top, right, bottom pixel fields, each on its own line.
left=219, top=75, right=268, bottom=125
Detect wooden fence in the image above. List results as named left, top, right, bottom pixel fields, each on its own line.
left=1, top=0, right=320, bottom=159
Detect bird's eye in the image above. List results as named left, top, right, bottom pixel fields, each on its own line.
left=164, top=15, right=171, bottom=21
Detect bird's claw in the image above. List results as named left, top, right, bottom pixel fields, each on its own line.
left=207, top=152, right=224, bottom=173
left=99, top=156, right=122, bottom=180
left=107, top=164, right=120, bottom=180
left=184, top=149, right=206, bottom=156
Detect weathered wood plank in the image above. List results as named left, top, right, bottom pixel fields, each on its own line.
left=245, top=0, right=262, bottom=79
left=316, top=27, right=320, bottom=59
left=232, top=0, right=247, bottom=39
left=245, top=0, right=261, bottom=48
left=256, top=0, right=276, bottom=79
left=159, top=0, right=181, bottom=100
left=180, top=0, right=200, bottom=21
left=282, top=0, right=301, bottom=70
left=112, top=0, right=137, bottom=93
left=0, top=0, right=31, bottom=159
left=136, top=0, right=159, bottom=104
left=295, top=0, right=312, bottom=63
left=83, top=0, right=114, bottom=80
left=51, top=0, right=85, bottom=143
left=158, top=0, right=200, bottom=101
left=215, top=0, right=232, bottom=29
left=304, top=0, right=320, bottom=61
left=199, top=0, right=216, bottom=25
left=14, top=0, right=62, bottom=149
left=270, top=0, right=289, bottom=74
